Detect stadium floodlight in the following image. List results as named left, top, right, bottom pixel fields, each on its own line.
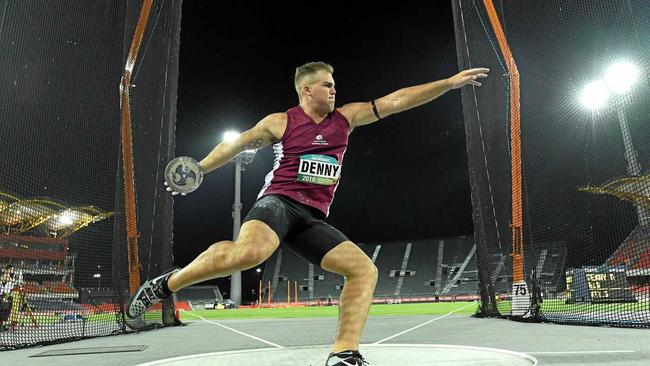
left=579, top=80, right=608, bottom=110
left=221, top=129, right=258, bottom=307
left=57, top=211, right=74, bottom=226
left=604, top=61, right=639, bottom=94
left=223, top=131, right=240, bottom=143
left=579, top=61, right=648, bottom=224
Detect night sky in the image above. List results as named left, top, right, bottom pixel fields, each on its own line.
left=172, top=1, right=474, bottom=297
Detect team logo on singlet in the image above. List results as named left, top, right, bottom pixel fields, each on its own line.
left=312, top=134, right=328, bottom=146
left=297, top=154, right=341, bottom=185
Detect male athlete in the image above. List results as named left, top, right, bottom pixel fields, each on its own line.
left=127, top=62, right=488, bottom=365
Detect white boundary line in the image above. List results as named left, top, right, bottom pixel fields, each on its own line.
left=372, top=303, right=475, bottom=344
left=181, top=310, right=284, bottom=348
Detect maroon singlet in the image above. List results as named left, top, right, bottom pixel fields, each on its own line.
left=257, top=105, right=350, bottom=217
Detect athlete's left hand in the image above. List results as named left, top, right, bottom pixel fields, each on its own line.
left=448, top=68, right=490, bottom=89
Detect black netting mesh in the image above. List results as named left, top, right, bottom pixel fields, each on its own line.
left=0, top=0, right=182, bottom=350
left=453, top=0, right=650, bottom=327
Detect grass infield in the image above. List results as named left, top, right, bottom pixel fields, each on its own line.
left=179, top=302, right=479, bottom=320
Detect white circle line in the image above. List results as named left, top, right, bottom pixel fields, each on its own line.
left=527, top=350, right=635, bottom=355
left=134, top=343, right=537, bottom=366
left=365, top=344, right=537, bottom=364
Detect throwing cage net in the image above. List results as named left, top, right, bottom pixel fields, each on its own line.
left=452, top=0, right=650, bottom=327
left=0, top=0, right=182, bottom=350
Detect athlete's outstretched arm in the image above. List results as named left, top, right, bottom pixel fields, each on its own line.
left=199, top=112, right=285, bottom=174
left=339, top=68, right=489, bottom=128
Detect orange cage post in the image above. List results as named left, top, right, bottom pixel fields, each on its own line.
left=120, top=0, right=155, bottom=294
left=483, top=0, right=524, bottom=284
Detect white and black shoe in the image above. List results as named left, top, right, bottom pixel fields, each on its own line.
left=325, top=350, right=369, bottom=366
left=126, top=268, right=179, bottom=319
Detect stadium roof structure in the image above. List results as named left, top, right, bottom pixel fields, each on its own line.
left=579, top=173, right=650, bottom=210
left=580, top=174, right=650, bottom=273
left=0, top=190, right=113, bottom=238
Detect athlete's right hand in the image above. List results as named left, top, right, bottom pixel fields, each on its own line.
left=163, top=156, right=205, bottom=196
left=164, top=181, right=187, bottom=196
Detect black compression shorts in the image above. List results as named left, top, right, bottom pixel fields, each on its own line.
left=242, top=194, right=349, bottom=265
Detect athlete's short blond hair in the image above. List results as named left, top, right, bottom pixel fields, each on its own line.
left=294, top=61, right=334, bottom=100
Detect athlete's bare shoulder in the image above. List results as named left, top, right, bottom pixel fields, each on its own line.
left=262, top=112, right=288, bottom=142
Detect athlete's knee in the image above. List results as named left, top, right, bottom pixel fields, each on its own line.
left=366, top=262, right=378, bottom=283
left=238, top=243, right=273, bottom=269
left=233, top=222, right=279, bottom=268
left=355, top=257, right=377, bottom=283
left=204, top=241, right=236, bottom=266
left=235, top=237, right=277, bottom=269
left=347, top=256, right=377, bottom=280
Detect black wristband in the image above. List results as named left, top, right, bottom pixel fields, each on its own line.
left=371, top=99, right=382, bottom=120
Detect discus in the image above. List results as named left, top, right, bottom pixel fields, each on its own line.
left=164, top=156, right=204, bottom=194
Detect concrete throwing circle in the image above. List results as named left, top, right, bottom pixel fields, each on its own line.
left=136, top=344, right=537, bottom=366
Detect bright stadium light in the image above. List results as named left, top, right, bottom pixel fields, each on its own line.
left=223, top=131, right=240, bottom=143
left=58, top=211, right=74, bottom=226
left=579, top=80, right=608, bottom=110
left=221, top=128, right=257, bottom=306
left=604, top=61, right=639, bottom=94
left=579, top=60, right=648, bottom=225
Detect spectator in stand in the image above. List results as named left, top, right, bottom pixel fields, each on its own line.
left=8, top=283, right=38, bottom=330
left=0, top=265, right=16, bottom=330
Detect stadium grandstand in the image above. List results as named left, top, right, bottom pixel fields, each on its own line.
left=259, top=236, right=488, bottom=305
left=256, top=234, right=614, bottom=315
left=0, top=190, right=113, bottom=329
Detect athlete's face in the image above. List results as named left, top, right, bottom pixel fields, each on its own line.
left=308, top=71, right=336, bottom=112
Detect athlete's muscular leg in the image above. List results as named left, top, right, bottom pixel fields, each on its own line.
left=167, top=220, right=279, bottom=292
left=320, top=241, right=378, bottom=353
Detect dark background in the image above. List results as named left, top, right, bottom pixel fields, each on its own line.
left=173, top=0, right=473, bottom=300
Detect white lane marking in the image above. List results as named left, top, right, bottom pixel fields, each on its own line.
left=181, top=310, right=284, bottom=348
left=372, top=303, right=475, bottom=344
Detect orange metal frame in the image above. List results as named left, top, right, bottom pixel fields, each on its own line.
left=483, top=0, right=524, bottom=283
left=120, top=0, right=154, bottom=294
